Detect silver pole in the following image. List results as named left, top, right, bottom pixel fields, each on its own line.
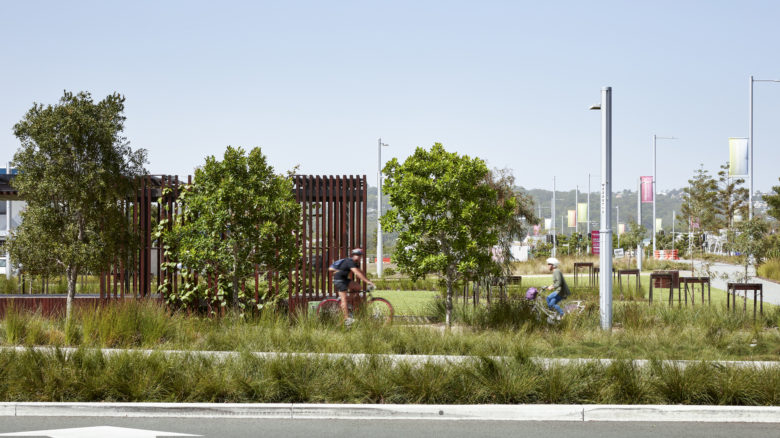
left=552, top=177, right=556, bottom=257
left=5, top=162, right=11, bottom=280
left=575, top=186, right=579, bottom=234
left=637, top=177, right=642, bottom=272
left=599, top=86, right=613, bottom=331
left=652, top=134, right=657, bottom=255
left=376, top=138, right=388, bottom=277
left=616, top=205, right=620, bottom=248
left=587, top=173, right=591, bottom=253
left=749, top=76, right=753, bottom=219
left=672, top=210, right=675, bottom=250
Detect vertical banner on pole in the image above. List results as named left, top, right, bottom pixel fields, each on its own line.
left=591, top=230, right=600, bottom=255
left=544, top=218, right=552, bottom=230
left=618, top=223, right=625, bottom=235
left=577, top=203, right=588, bottom=223
left=728, top=138, right=749, bottom=176
left=656, top=218, right=663, bottom=231
left=533, top=225, right=540, bottom=236
left=640, top=176, right=653, bottom=203
left=567, top=210, right=576, bottom=228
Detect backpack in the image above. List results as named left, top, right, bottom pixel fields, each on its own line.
left=329, top=258, right=347, bottom=272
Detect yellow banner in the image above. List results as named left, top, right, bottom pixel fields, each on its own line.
left=656, top=218, right=663, bottom=231
left=577, top=203, right=588, bottom=223
left=618, top=223, right=625, bottom=235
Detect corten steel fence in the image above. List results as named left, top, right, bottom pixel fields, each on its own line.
left=1, top=174, right=367, bottom=313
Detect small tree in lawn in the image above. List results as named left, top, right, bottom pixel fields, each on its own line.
left=727, top=217, right=769, bottom=283
left=620, top=221, right=646, bottom=267
left=158, top=146, right=300, bottom=311
left=8, top=91, right=147, bottom=323
left=380, top=143, right=522, bottom=326
left=765, top=177, right=780, bottom=223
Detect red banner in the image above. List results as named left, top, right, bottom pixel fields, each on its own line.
left=640, top=176, right=653, bottom=203
left=591, top=230, right=600, bottom=255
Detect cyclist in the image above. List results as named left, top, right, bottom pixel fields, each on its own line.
left=544, top=257, right=570, bottom=319
left=329, top=248, right=375, bottom=322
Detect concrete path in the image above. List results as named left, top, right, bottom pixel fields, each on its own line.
left=2, top=346, right=778, bottom=369
left=684, top=259, right=780, bottom=305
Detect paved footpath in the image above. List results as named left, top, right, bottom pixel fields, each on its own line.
left=684, top=259, right=780, bottom=305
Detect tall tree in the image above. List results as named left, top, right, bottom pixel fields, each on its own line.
left=727, top=217, right=769, bottom=283
left=765, top=178, right=780, bottom=223
left=716, top=162, right=748, bottom=230
left=158, top=146, right=300, bottom=310
left=8, top=91, right=147, bottom=321
left=381, top=144, right=525, bottom=326
left=680, top=165, right=719, bottom=232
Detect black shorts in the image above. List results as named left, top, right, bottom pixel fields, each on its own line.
left=334, top=280, right=357, bottom=292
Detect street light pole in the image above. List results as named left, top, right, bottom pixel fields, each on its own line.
left=590, top=86, right=612, bottom=331
left=748, top=76, right=780, bottom=219
left=616, top=205, right=620, bottom=248
left=652, top=134, right=676, bottom=256
left=637, top=177, right=642, bottom=272
left=552, top=177, right=556, bottom=257
left=376, top=138, right=389, bottom=278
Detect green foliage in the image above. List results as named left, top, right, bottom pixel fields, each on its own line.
left=766, top=178, right=780, bottom=223
left=758, top=259, right=780, bottom=282
left=381, top=143, right=528, bottom=325
left=0, top=349, right=777, bottom=405
left=8, top=91, right=147, bottom=320
left=680, top=165, right=719, bottom=232
left=727, top=217, right=770, bottom=282
left=157, top=146, right=300, bottom=311
left=716, top=162, right=748, bottom=230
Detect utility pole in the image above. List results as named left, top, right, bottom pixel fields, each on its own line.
left=590, top=86, right=613, bottom=331
left=376, top=138, right=389, bottom=277
left=552, top=177, right=556, bottom=257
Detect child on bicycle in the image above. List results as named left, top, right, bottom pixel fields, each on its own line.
left=544, top=257, right=570, bottom=319
left=329, top=248, right=375, bottom=323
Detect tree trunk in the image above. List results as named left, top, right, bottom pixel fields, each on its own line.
left=232, top=253, right=240, bottom=309
left=66, top=265, right=78, bottom=324
left=445, top=278, right=453, bottom=327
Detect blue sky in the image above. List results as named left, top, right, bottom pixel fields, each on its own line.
left=1, top=0, right=779, bottom=192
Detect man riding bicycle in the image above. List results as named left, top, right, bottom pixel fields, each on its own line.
left=329, top=248, right=375, bottom=322
left=544, top=257, right=570, bottom=320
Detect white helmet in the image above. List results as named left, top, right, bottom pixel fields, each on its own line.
left=546, top=257, right=560, bottom=267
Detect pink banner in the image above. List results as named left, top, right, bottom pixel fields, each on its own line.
left=533, top=225, right=540, bottom=236
left=641, top=176, right=653, bottom=203
left=591, top=230, right=600, bottom=255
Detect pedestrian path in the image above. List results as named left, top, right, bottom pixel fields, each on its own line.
left=2, top=346, right=777, bottom=369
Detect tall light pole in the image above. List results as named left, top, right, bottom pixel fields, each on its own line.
left=616, top=205, right=620, bottom=248
left=552, top=177, right=556, bottom=257
left=376, top=138, right=389, bottom=278
left=590, top=86, right=612, bottom=331
left=587, top=174, right=591, bottom=252
left=636, top=177, right=642, bottom=271
left=575, top=185, right=579, bottom=234
left=652, top=134, right=676, bottom=255
left=749, top=76, right=780, bottom=219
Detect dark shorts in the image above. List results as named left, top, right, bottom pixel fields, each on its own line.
left=334, top=280, right=352, bottom=292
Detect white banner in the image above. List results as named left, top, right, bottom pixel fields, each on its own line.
left=544, top=218, right=552, bottom=230
left=729, top=138, right=748, bottom=176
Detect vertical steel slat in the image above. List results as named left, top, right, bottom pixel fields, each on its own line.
left=362, top=175, right=367, bottom=297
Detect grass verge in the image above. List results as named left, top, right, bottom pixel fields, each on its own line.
left=0, top=349, right=777, bottom=405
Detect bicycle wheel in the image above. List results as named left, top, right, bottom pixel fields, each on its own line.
left=317, top=299, right=342, bottom=322
left=365, top=297, right=394, bottom=324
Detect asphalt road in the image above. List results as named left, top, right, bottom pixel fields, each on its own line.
left=0, top=418, right=778, bottom=438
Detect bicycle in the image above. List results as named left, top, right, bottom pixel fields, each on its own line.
left=316, top=284, right=394, bottom=324
left=525, top=287, right=585, bottom=324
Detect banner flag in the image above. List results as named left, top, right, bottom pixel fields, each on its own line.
left=728, top=138, right=749, bottom=176
left=656, top=218, right=663, bottom=231
left=533, top=225, right=540, bottom=236
left=690, top=217, right=700, bottom=230
left=618, top=223, right=625, bottom=235
left=544, top=218, right=552, bottom=229
left=567, top=210, right=576, bottom=228
left=641, top=176, right=653, bottom=203
left=577, top=203, right=588, bottom=223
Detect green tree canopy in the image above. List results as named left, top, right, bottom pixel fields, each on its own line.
left=765, top=178, right=780, bottom=223
left=158, top=146, right=300, bottom=310
left=381, top=143, right=530, bottom=326
left=716, top=162, right=748, bottom=230
left=680, top=164, right=719, bottom=232
left=8, top=91, right=147, bottom=320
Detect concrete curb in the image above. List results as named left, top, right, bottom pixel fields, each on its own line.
left=2, top=346, right=779, bottom=369
left=0, top=403, right=778, bottom=423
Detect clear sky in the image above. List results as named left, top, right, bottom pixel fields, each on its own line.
left=1, top=0, right=779, bottom=192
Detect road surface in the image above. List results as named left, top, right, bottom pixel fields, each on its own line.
left=0, top=417, right=778, bottom=438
